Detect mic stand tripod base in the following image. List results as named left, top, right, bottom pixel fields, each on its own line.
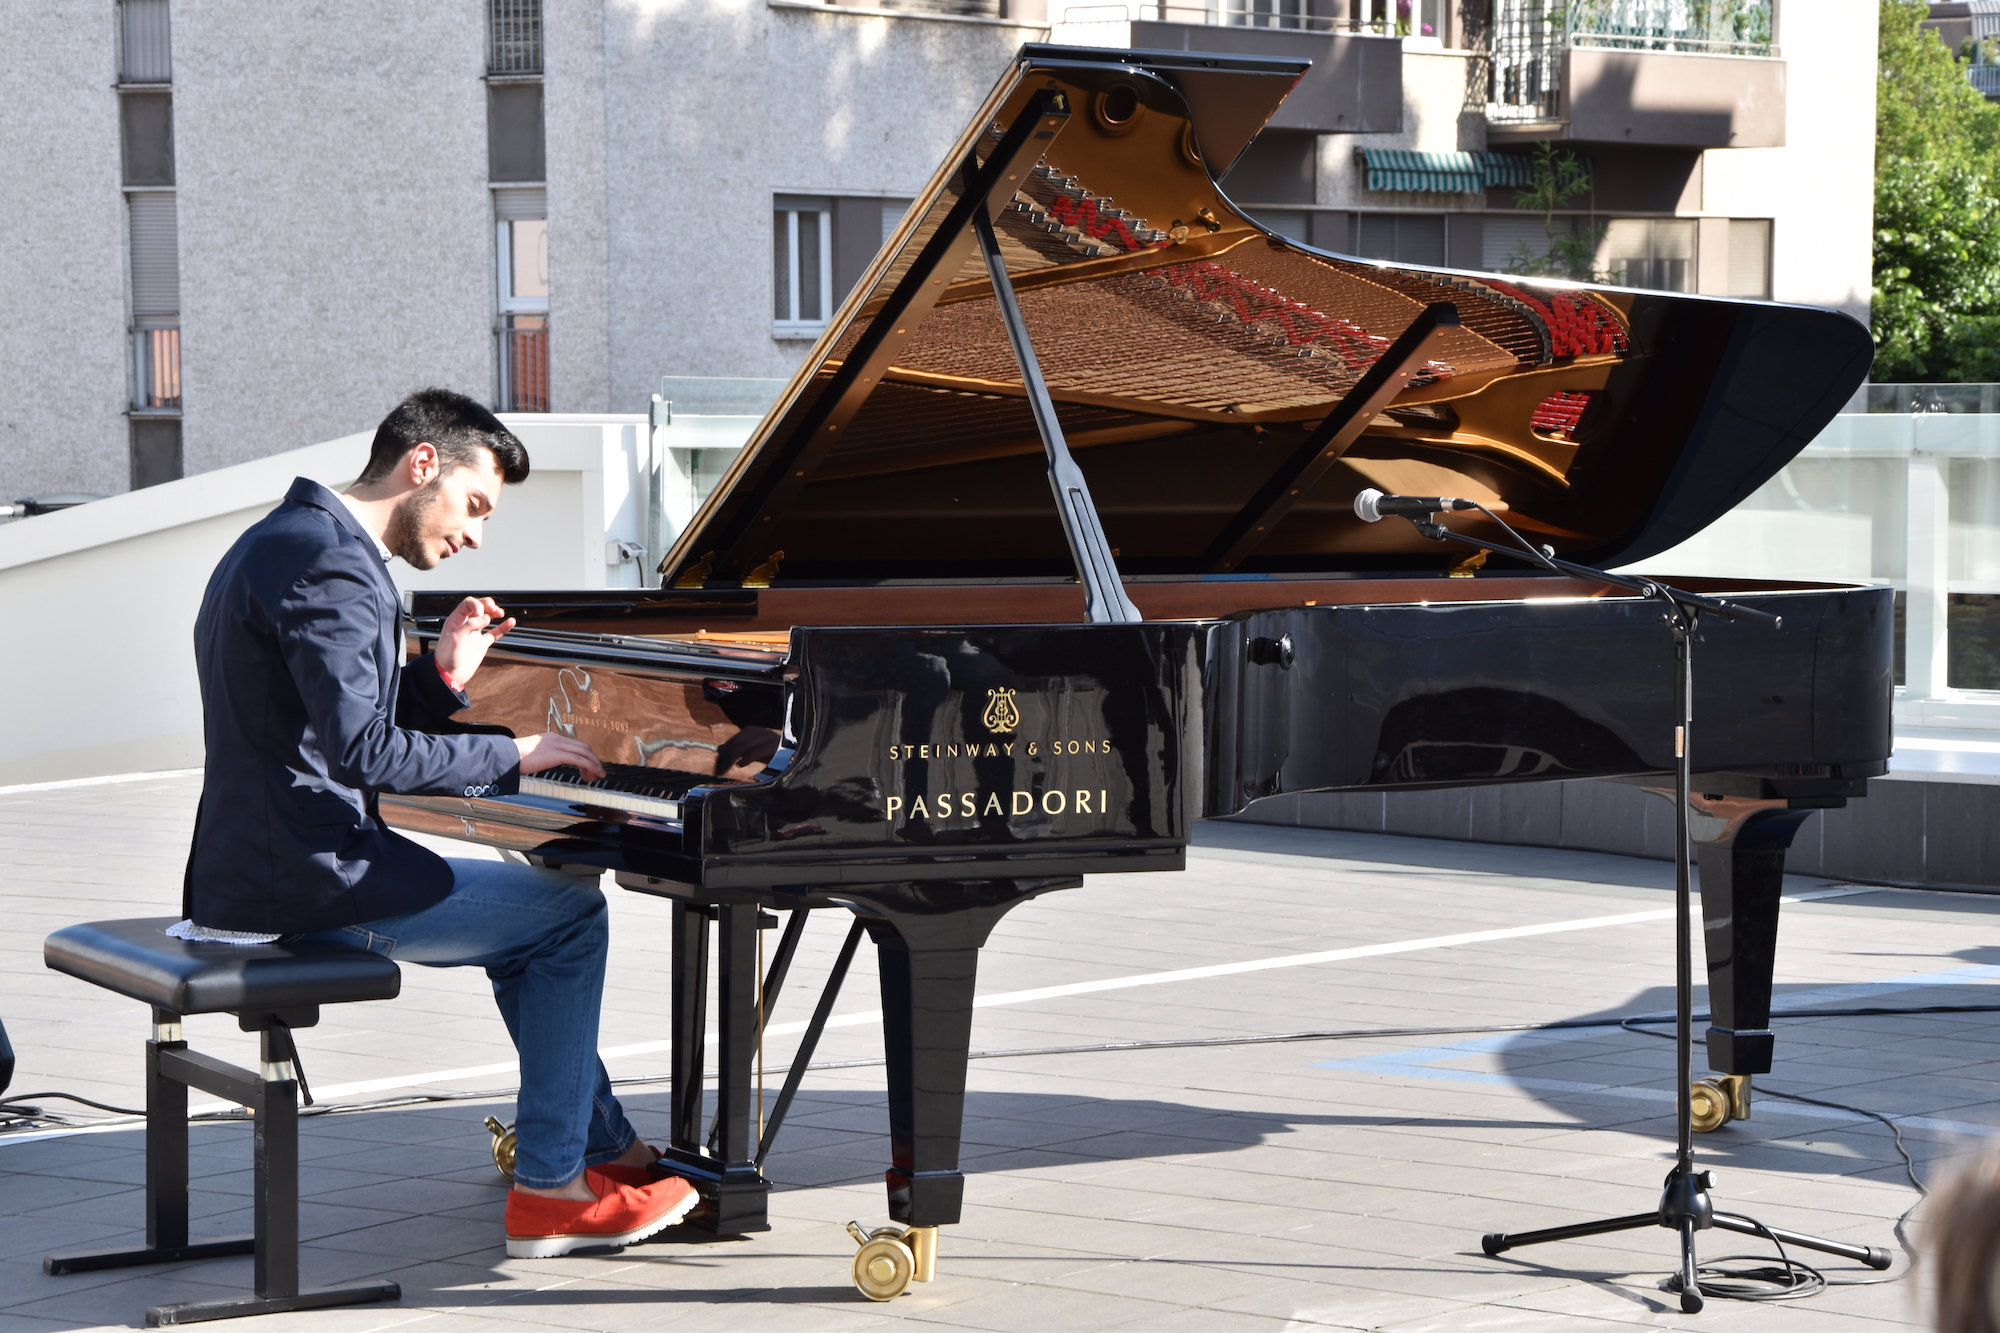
left=1456, top=551, right=1889, bottom=1315
left=1481, top=1167, right=1892, bottom=1314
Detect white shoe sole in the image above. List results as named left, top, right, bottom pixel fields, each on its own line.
left=504, top=1187, right=699, bottom=1259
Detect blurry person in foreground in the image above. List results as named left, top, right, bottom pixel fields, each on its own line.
left=1931, top=1141, right=2000, bottom=1331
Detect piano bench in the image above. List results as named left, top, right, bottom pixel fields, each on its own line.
left=40, top=918, right=402, bottom=1326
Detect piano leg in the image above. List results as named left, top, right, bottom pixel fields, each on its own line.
left=840, top=878, right=1080, bottom=1236
left=661, top=899, right=773, bottom=1233
left=1690, top=800, right=1820, bottom=1123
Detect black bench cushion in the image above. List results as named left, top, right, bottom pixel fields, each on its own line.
left=45, top=918, right=401, bottom=1015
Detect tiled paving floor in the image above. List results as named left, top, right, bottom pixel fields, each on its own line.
left=3, top=771, right=1995, bottom=1330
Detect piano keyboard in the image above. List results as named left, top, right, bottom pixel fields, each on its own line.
left=517, top=762, right=714, bottom=821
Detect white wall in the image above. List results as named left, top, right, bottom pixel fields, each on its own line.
left=174, top=0, right=498, bottom=475
left=1701, top=0, right=1877, bottom=320
left=0, top=414, right=647, bottom=786
left=0, top=4, right=129, bottom=501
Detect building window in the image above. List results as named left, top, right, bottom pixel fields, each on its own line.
left=774, top=197, right=833, bottom=337
left=120, top=0, right=172, bottom=83
left=1728, top=218, right=1772, bottom=299
left=488, top=83, right=545, bottom=183
left=496, top=193, right=549, bottom=412
left=1600, top=218, right=1697, bottom=292
left=128, top=191, right=180, bottom=411
left=489, top=0, right=542, bottom=75
left=771, top=195, right=913, bottom=339
left=121, top=0, right=181, bottom=483
left=130, top=417, right=182, bottom=490
left=1352, top=212, right=1447, bottom=266
left=133, top=324, right=181, bottom=410
left=488, top=0, right=545, bottom=413
left=1253, top=210, right=1311, bottom=244
left=487, top=0, right=544, bottom=182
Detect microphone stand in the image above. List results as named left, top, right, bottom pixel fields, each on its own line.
left=1389, top=503, right=1890, bottom=1313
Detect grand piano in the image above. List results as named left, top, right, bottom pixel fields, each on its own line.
left=382, top=42, right=1887, bottom=1295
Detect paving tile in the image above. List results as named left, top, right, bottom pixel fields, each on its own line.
left=4, top=790, right=1994, bottom=1332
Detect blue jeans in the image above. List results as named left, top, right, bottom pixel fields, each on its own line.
left=299, top=858, right=638, bottom=1189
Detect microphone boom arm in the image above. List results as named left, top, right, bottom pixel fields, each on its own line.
left=1401, top=504, right=1781, bottom=629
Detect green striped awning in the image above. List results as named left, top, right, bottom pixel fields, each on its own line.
left=1479, top=152, right=1537, bottom=188
left=1359, top=149, right=1484, bottom=194
left=1479, top=152, right=1592, bottom=189
left=1358, top=150, right=1591, bottom=194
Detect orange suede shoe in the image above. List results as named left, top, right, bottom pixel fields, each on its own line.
left=585, top=1142, right=668, bottom=1190
left=504, top=1174, right=699, bottom=1259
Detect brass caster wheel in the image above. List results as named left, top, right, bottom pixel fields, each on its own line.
left=1721, top=1072, right=1752, bottom=1122
left=1687, top=1079, right=1731, bottom=1133
left=846, top=1221, right=915, bottom=1301
left=483, top=1115, right=518, bottom=1182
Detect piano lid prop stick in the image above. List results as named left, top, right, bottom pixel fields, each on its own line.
left=970, top=193, right=1142, bottom=625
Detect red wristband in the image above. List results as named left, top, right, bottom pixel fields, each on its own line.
left=437, top=659, right=464, bottom=695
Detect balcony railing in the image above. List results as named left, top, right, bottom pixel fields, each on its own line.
left=1488, top=0, right=1777, bottom=124
left=1057, top=2, right=1398, bottom=35
left=132, top=326, right=180, bottom=411
left=1851, top=382, right=2000, bottom=415
left=499, top=315, right=549, bottom=413
left=1971, top=62, right=2000, bottom=100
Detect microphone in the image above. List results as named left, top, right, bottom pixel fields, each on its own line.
left=1352, top=488, right=1479, bottom=523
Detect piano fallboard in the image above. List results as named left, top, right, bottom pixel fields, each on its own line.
left=383, top=621, right=1206, bottom=886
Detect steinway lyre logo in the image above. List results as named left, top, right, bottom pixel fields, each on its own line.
left=982, top=688, right=1021, bottom=735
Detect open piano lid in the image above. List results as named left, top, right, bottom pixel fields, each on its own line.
left=659, top=44, right=1874, bottom=590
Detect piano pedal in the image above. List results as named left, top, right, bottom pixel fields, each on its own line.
left=1685, top=1075, right=1751, bottom=1133
left=845, top=1221, right=936, bottom=1299
left=484, top=1116, right=518, bottom=1182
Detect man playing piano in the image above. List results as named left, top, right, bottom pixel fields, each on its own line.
left=179, top=388, right=696, bottom=1258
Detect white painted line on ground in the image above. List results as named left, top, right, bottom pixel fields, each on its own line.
left=0, top=767, right=202, bottom=796
left=0, top=883, right=1880, bottom=1143
left=273, top=884, right=1879, bottom=1101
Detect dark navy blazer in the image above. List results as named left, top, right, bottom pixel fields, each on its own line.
left=184, top=477, right=520, bottom=933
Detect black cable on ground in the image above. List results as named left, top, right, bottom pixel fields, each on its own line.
left=1621, top=1016, right=1931, bottom=1299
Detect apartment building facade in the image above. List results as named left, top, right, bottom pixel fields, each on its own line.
left=0, top=0, right=1871, bottom=506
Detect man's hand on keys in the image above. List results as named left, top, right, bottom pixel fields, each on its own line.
left=516, top=733, right=606, bottom=780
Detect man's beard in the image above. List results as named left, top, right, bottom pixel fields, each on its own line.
left=384, top=479, right=444, bottom=569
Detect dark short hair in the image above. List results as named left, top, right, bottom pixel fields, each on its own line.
left=358, top=388, right=530, bottom=485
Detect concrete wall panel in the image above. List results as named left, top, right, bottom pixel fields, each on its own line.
left=1126, top=23, right=1402, bottom=136
left=172, top=0, right=495, bottom=473
left=1562, top=48, right=1785, bottom=149
left=598, top=0, right=1041, bottom=404
left=548, top=0, right=614, bottom=413
left=1237, top=774, right=2000, bottom=891
left=0, top=5, right=128, bottom=500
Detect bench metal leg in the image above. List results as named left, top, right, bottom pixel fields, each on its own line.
left=45, top=1013, right=258, bottom=1277
left=46, top=1016, right=398, bottom=1323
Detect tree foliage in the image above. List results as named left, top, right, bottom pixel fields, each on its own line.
left=1873, top=0, right=2000, bottom=379
left=1503, top=142, right=1608, bottom=282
